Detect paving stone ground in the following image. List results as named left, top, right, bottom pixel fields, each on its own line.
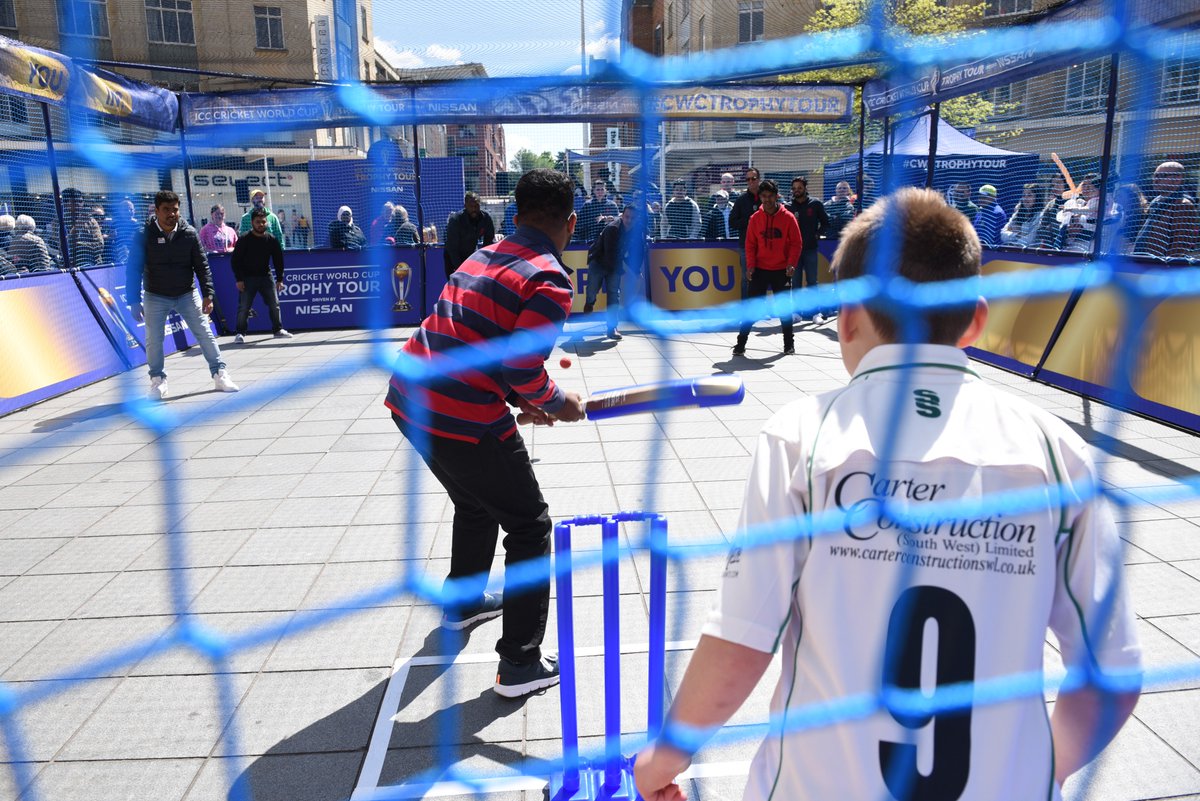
left=1, top=320, right=1199, bottom=801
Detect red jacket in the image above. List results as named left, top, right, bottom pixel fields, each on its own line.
left=745, top=206, right=801, bottom=271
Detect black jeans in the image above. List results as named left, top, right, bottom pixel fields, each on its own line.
left=236, top=274, right=284, bottom=334
left=736, top=268, right=794, bottom=348
left=393, top=415, right=551, bottom=665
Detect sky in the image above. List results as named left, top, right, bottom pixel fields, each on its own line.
left=372, top=0, right=625, bottom=164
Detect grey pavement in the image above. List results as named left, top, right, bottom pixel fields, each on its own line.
left=0, top=320, right=1198, bottom=801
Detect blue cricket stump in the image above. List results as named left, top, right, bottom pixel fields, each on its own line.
left=550, top=512, right=668, bottom=801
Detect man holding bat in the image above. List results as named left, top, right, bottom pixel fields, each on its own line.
left=385, top=168, right=585, bottom=698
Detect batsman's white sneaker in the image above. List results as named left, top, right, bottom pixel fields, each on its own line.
left=148, top=376, right=168, bottom=400
left=214, top=370, right=240, bottom=392
left=274, top=329, right=293, bottom=339
left=234, top=333, right=245, bottom=344
left=814, top=313, right=827, bottom=325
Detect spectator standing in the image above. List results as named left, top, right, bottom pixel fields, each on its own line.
left=1112, top=183, right=1148, bottom=255
left=444, top=192, right=496, bottom=278
left=231, top=207, right=291, bottom=343
left=576, top=182, right=619, bottom=243
left=972, top=184, right=1007, bottom=247
left=328, top=206, right=367, bottom=251
left=110, top=199, right=141, bottom=264
left=947, top=182, right=980, bottom=219
left=1000, top=183, right=1046, bottom=246
left=238, top=190, right=285, bottom=247
left=1033, top=175, right=1070, bottom=249
left=501, top=195, right=518, bottom=236
left=293, top=213, right=312, bottom=249
left=825, top=180, right=856, bottom=240
left=584, top=203, right=642, bottom=340
left=384, top=168, right=585, bottom=698
left=370, top=201, right=396, bottom=245
left=708, top=172, right=740, bottom=208
left=386, top=206, right=420, bottom=246
left=664, top=180, right=701, bottom=240
left=787, top=176, right=830, bottom=323
left=61, top=187, right=105, bottom=267
left=0, top=214, right=13, bottom=253
left=704, top=190, right=735, bottom=240
left=7, top=215, right=51, bottom=272
left=728, top=168, right=763, bottom=298
left=1134, top=161, right=1200, bottom=258
left=633, top=187, right=1142, bottom=801
left=733, top=179, right=800, bottom=356
left=199, top=204, right=238, bottom=254
left=128, top=190, right=238, bottom=399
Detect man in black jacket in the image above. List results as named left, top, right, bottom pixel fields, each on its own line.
left=128, top=190, right=238, bottom=400
left=727, top=168, right=761, bottom=299
left=444, top=192, right=496, bottom=278
left=231, top=208, right=292, bottom=343
left=583, top=204, right=641, bottom=340
left=787, top=176, right=830, bottom=323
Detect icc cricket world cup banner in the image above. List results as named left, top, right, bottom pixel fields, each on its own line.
left=208, top=248, right=423, bottom=332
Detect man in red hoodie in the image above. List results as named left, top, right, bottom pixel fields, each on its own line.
left=734, top=179, right=802, bottom=356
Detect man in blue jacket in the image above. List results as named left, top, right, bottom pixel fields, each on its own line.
left=128, top=190, right=239, bottom=400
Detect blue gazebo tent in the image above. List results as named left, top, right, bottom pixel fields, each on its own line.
left=823, top=115, right=1039, bottom=214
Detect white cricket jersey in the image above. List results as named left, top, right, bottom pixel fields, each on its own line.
left=704, top=344, right=1141, bottom=801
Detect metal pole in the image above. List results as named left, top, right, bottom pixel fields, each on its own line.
left=1090, top=52, right=1122, bottom=262
left=856, top=88, right=866, bottom=214
left=602, top=517, right=622, bottom=790
left=411, top=123, right=429, bottom=319
left=926, top=103, right=940, bottom=189
left=647, top=515, right=668, bottom=739
left=262, top=154, right=273, bottom=212
left=177, top=104, right=198, bottom=228
left=42, top=103, right=71, bottom=270
left=880, top=115, right=892, bottom=199
left=553, top=521, right=581, bottom=795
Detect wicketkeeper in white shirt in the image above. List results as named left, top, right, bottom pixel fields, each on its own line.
left=634, top=187, right=1142, bottom=801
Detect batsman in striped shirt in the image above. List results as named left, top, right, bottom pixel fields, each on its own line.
left=385, top=168, right=586, bottom=698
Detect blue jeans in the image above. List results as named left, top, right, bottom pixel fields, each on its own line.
left=143, top=289, right=225, bottom=379
left=796, top=249, right=820, bottom=318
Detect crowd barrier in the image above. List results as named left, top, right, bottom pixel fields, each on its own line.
left=4, top=242, right=1199, bottom=433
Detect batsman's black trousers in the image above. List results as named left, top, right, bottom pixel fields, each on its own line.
left=393, top=414, right=550, bottom=665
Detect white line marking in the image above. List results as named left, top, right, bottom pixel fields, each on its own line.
left=352, top=641, right=698, bottom=800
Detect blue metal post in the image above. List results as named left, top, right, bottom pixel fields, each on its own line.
left=601, top=517, right=622, bottom=789
left=647, top=515, right=667, bottom=738
left=554, top=521, right=581, bottom=795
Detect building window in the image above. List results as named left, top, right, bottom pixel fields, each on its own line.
left=254, top=6, right=284, bottom=49
left=1161, top=34, right=1200, bottom=105
left=666, top=2, right=673, bottom=39
left=985, top=0, right=1032, bottom=16
left=698, top=15, right=706, bottom=51
left=738, top=0, right=764, bottom=44
left=736, top=121, right=764, bottom=135
left=654, top=23, right=663, bottom=55
left=985, top=79, right=1026, bottom=118
left=0, top=0, right=16, bottom=32
left=1064, top=58, right=1109, bottom=113
left=58, top=0, right=110, bottom=38
left=145, top=0, right=194, bottom=44
left=360, top=5, right=368, bottom=42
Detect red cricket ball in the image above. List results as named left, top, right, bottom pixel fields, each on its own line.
left=559, top=357, right=573, bottom=369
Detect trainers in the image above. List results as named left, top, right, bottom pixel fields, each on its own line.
left=442, top=591, right=503, bottom=630
left=214, top=370, right=240, bottom=392
left=732, top=343, right=746, bottom=356
left=274, top=329, right=293, bottom=339
left=148, top=376, right=168, bottom=400
left=495, top=653, right=560, bottom=698
left=607, top=329, right=623, bottom=340
left=813, top=313, right=826, bottom=325
left=234, top=333, right=245, bottom=344
left=784, top=345, right=796, bottom=355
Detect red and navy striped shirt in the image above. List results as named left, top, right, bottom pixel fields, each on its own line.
left=384, top=226, right=573, bottom=443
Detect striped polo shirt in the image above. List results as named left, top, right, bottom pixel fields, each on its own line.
left=385, top=225, right=572, bottom=443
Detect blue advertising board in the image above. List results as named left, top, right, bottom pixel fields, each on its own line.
left=78, top=265, right=201, bottom=366
left=307, top=156, right=464, bottom=249
left=208, top=247, right=424, bottom=331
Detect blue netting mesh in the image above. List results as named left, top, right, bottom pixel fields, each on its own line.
left=2, top=1, right=1200, bottom=799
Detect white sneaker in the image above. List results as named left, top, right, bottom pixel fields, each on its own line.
left=814, top=313, right=826, bottom=325
left=148, top=376, right=168, bottom=400
left=274, top=329, right=293, bottom=338
left=234, top=333, right=245, bottom=344
left=214, top=370, right=240, bottom=392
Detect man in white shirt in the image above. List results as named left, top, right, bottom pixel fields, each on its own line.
left=634, top=187, right=1141, bottom=801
